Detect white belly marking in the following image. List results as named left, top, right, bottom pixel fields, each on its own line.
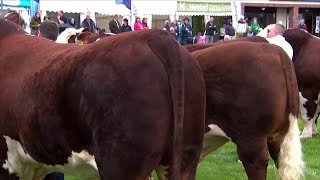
left=2, top=136, right=99, bottom=179
left=207, top=124, right=230, bottom=139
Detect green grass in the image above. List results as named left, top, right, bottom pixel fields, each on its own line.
left=66, top=119, right=320, bottom=180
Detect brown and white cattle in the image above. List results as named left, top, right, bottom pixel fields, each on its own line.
left=0, top=19, right=206, bottom=179
left=284, top=28, right=320, bottom=138
left=188, top=41, right=304, bottom=180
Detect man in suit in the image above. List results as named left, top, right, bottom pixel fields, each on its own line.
left=109, top=14, right=122, bottom=34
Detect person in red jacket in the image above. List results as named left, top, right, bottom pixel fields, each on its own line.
left=142, top=17, right=149, bottom=29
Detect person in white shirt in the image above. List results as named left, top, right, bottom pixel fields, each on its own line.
left=236, top=15, right=247, bottom=38
left=265, top=24, right=293, bottom=60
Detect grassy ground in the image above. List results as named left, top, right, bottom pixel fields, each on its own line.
left=65, top=119, right=320, bottom=180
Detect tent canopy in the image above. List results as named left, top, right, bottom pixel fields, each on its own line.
left=3, top=0, right=30, bottom=7
left=39, top=1, right=131, bottom=15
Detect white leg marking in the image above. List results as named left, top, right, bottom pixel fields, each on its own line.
left=301, top=120, right=313, bottom=139
left=299, top=92, right=309, bottom=122
left=299, top=92, right=320, bottom=138
left=313, top=92, right=320, bottom=135
left=2, top=136, right=100, bottom=179
left=312, top=121, right=318, bottom=135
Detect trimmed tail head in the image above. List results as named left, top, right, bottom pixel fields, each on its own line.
left=276, top=42, right=304, bottom=180
left=147, top=29, right=185, bottom=179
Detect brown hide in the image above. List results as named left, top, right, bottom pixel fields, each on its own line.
left=192, top=41, right=299, bottom=180
left=0, top=19, right=205, bottom=180
left=185, top=36, right=268, bottom=53
left=4, top=12, right=20, bottom=25
left=284, top=29, right=320, bottom=121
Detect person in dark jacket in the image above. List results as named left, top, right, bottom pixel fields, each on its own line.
left=181, top=17, right=192, bottom=45
left=225, top=19, right=235, bottom=40
left=121, top=18, right=132, bottom=33
left=205, top=16, right=217, bottom=43
left=43, top=15, right=50, bottom=21
left=81, top=13, right=97, bottom=33
left=109, top=14, right=122, bottom=34
left=69, top=18, right=77, bottom=29
left=30, top=11, right=41, bottom=35
left=57, top=10, right=68, bottom=33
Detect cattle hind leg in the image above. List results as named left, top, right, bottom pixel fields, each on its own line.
left=312, top=115, right=319, bottom=136
left=235, top=138, right=269, bottom=180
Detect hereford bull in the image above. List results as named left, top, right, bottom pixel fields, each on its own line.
left=190, top=41, right=304, bottom=180
left=283, top=28, right=320, bottom=138
left=0, top=18, right=206, bottom=179
left=189, top=31, right=319, bottom=140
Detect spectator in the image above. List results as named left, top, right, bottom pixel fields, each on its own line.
left=244, top=16, right=249, bottom=27
left=243, top=26, right=256, bottom=37
left=205, top=16, right=217, bottom=43
left=69, top=18, right=77, bottom=29
left=121, top=18, right=132, bottom=32
left=219, top=24, right=226, bottom=41
left=43, top=15, right=50, bottom=21
left=30, top=11, right=41, bottom=35
left=142, top=17, right=149, bottom=29
left=236, top=16, right=247, bottom=38
left=109, top=14, right=121, bottom=34
left=164, top=20, right=170, bottom=32
left=57, top=10, right=68, bottom=24
left=251, top=17, right=261, bottom=34
left=298, top=19, right=308, bottom=31
left=171, top=20, right=179, bottom=42
left=134, top=17, right=143, bottom=31
left=57, top=10, right=68, bottom=33
left=38, top=20, right=59, bottom=41
left=180, top=17, right=192, bottom=45
left=81, top=13, right=97, bottom=33
left=225, top=19, right=235, bottom=40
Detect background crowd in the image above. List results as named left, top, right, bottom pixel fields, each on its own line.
left=25, top=9, right=314, bottom=47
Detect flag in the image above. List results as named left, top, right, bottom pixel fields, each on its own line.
left=115, top=0, right=131, bottom=10
left=29, top=0, right=39, bottom=18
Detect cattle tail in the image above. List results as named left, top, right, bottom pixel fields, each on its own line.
left=278, top=49, right=304, bottom=180
left=147, top=31, right=185, bottom=179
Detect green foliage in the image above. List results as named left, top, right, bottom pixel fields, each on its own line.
left=192, top=15, right=205, bottom=36
left=66, top=119, right=320, bottom=180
